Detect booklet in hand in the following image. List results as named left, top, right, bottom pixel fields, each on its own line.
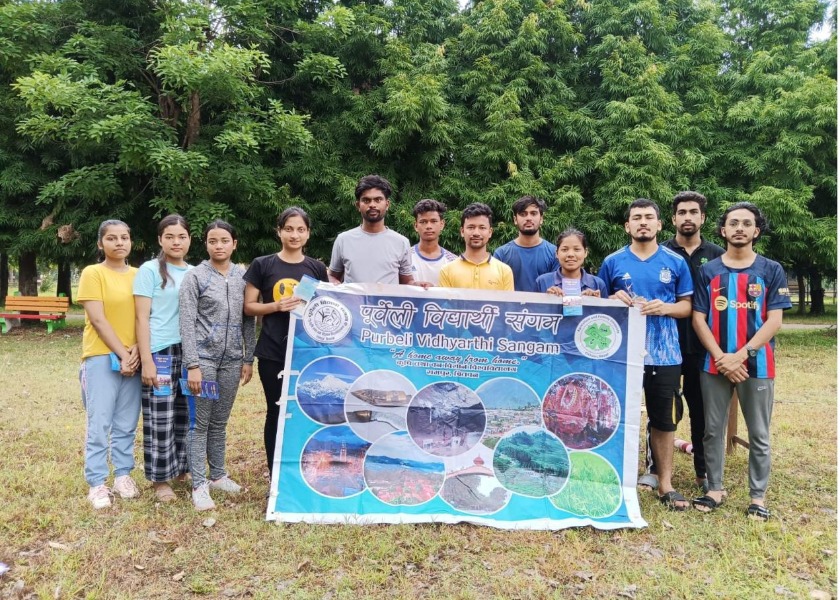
left=291, top=274, right=320, bottom=318
left=179, top=378, right=220, bottom=400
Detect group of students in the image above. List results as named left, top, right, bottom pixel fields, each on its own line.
left=78, top=174, right=790, bottom=521
left=78, top=209, right=324, bottom=511
left=326, top=175, right=791, bottom=521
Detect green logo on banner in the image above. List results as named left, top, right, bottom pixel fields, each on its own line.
left=584, top=323, right=613, bottom=351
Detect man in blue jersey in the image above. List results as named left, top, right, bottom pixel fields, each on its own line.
left=692, top=203, right=791, bottom=521
left=598, top=198, right=694, bottom=510
left=493, top=196, right=560, bottom=292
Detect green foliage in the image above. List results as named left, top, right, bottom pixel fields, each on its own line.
left=0, top=0, right=833, bottom=285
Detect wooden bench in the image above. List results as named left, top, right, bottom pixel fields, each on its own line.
left=0, top=295, right=70, bottom=334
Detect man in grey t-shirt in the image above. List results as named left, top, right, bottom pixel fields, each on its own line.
left=328, top=175, right=415, bottom=285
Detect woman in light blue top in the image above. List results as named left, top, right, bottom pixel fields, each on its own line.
left=134, top=214, right=193, bottom=502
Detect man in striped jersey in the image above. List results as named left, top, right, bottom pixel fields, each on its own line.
left=691, top=202, right=792, bottom=521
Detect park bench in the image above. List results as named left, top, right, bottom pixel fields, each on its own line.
left=0, top=294, right=70, bottom=334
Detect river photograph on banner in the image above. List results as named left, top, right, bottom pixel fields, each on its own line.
left=267, top=283, right=647, bottom=530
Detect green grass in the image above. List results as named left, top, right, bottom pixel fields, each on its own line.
left=0, top=326, right=836, bottom=599
left=783, top=297, right=837, bottom=325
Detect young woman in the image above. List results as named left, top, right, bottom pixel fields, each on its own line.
left=134, top=214, right=192, bottom=502
left=244, top=207, right=328, bottom=480
left=179, top=220, right=255, bottom=511
left=535, top=229, right=609, bottom=298
left=77, top=220, right=141, bottom=509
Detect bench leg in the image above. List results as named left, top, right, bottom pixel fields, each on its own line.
left=1, top=317, right=19, bottom=333
left=47, top=320, right=55, bottom=334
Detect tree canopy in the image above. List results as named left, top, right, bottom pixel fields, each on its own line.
left=0, top=0, right=835, bottom=302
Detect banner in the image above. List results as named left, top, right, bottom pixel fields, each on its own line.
left=266, top=283, right=647, bottom=530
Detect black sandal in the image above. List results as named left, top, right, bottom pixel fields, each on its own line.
left=658, top=490, right=689, bottom=511
left=692, top=494, right=724, bottom=513
left=746, top=504, right=770, bottom=521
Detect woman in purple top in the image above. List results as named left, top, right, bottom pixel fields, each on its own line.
left=535, top=229, right=609, bottom=298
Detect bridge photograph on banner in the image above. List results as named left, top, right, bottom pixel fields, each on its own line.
left=266, top=283, right=648, bottom=530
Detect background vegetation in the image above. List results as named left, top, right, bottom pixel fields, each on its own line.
left=0, top=0, right=835, bottom=309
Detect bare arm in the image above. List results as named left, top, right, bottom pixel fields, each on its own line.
left=134, top=295, right=157, bottom=387
left=692, top=310, right=748, bottom=382
left=244, top=282, right=301, bottom=316
left=328, top=269, right=344, bottom=285
left=640, top=295, right=691, bottom=317
left=82, top=300, right=138, bottom=374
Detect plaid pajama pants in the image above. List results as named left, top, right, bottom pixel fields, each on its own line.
left=141, top=344, right=189, bottom=482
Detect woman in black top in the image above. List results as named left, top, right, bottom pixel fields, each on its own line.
left=244, top=207, right=329, bottom=478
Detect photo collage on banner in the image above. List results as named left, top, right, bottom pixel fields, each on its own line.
left=267, top=284, right=647, bottom=530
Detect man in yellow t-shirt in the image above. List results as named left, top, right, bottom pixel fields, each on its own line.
left=439, top=203, right=514, bottom=291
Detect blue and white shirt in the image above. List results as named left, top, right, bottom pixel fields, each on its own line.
left=410, top=245, right=458, bottom=286
left=598, top=245, right=693, bottom=366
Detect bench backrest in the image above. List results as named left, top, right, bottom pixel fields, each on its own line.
left=3, top=295, right=70, bottom=313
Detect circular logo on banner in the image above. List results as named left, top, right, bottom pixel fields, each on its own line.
left=574, top=314, right=622, bottom=359
left=303, top=296, right=352, bottom=344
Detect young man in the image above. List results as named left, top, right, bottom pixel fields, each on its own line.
left=439, top=203, right=514, bottom=291
left=493, top=196, right=560, bottom=292
left=410, top=199, right=457, bottom=286
left=691, top=203, right=791, bottom=521
left=328, top=175, right=415, bottom=285
left=598, top=198, right=693, bottom=511
left=641, top=192, right=723, bottom=493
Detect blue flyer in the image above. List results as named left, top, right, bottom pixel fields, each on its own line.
left=153, top=353, right=173, bottom=396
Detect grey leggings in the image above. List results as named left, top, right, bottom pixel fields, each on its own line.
left=188, top=361, right=242, bottom=488
left=700, top=372, right=774, bottom=499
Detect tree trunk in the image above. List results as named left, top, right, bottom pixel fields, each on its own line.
left=809, top=269, right=825, bottom=315
left=183, top=90, right=201, bottom=148
left=57, top=261, right=73, bottom=304
left=796, top=272, right=806, bottom=315
left=18, top=252, right=38, bottom=296
left=0, top=252, right=8, bottom=300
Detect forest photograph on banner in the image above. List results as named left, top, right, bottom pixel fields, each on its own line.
left=266, top=283, right=648, bottom=530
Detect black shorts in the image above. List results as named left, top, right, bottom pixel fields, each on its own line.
left=643, top=365, right=683, bottom=432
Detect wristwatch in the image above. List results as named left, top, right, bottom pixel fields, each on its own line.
left=745, top=345, right=757, bottom=358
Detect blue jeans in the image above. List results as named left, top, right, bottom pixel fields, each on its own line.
left=80, top=355, right=141, bottom=486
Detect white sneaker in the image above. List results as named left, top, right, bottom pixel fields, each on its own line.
left=192, top=484, right=216, bottom=511
left=113, top=475, right=140, bottom=499
left=210, top=476, right=242, bottom=494
left=88, top=485, right=113, bottom=510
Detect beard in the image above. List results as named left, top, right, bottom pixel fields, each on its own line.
left=678, top=223, right=698, bottom=235
left=518, top=226, right=539, bottom=236
left=726, top=236, right=752, bottom=248
left=631, top=231, right=656, bottom=243
left=363, top=210, right=385, bottom=223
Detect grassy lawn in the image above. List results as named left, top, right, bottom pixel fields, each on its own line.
left=0, top=326, right=835, bottom=599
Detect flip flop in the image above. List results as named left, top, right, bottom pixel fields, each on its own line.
left=154, top=484, right=177, bottom=503
left=638, top=473, right=659, bottom=491
left=746, top=504, right=770, bottom=521
left=658, top=490, right=689, bottom=511
left=692, top=494, right=724, bottom=513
